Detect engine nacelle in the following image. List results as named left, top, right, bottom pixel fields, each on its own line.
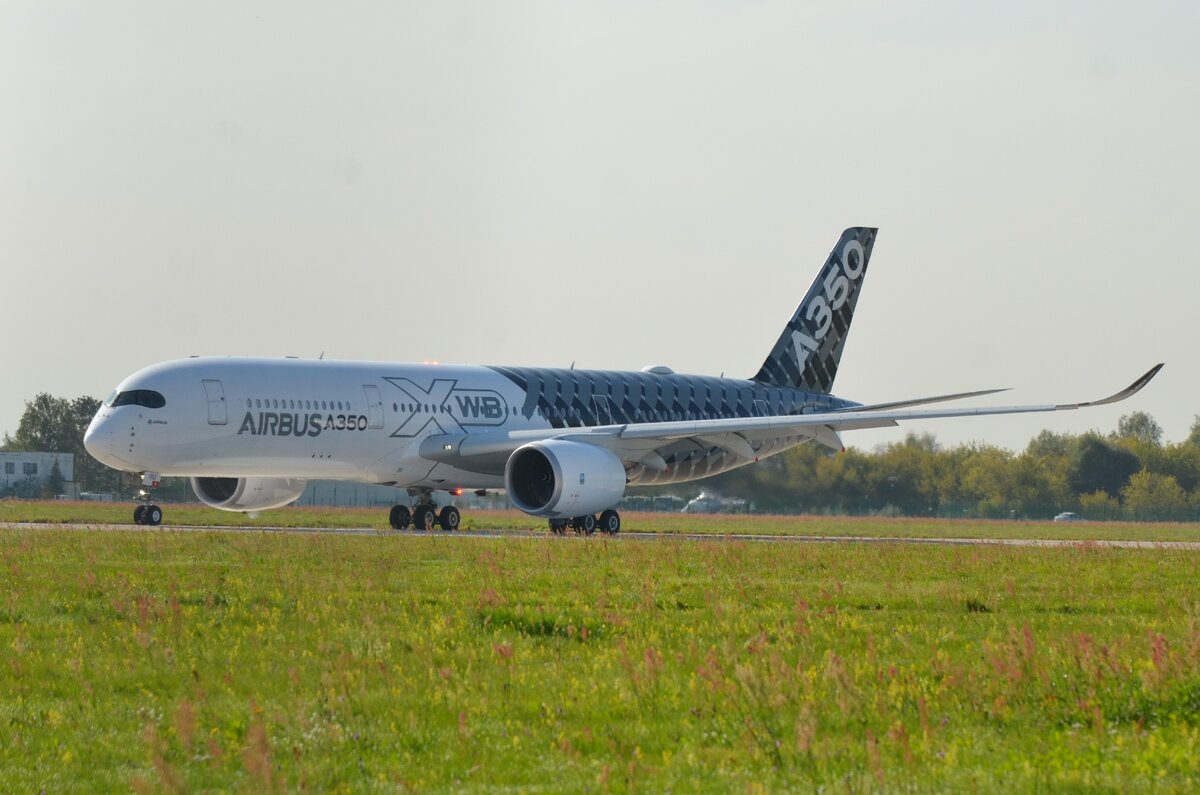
left=190, top=477, right=307, bottom=512
left=505, top=440, right=626, bottom=518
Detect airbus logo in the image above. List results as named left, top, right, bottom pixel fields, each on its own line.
left=236, top=411, right=368, bottom=437
left=384, top=377, right=510, bottom=437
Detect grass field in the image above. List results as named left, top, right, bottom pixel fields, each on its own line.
left=4, top=499, right=1200, bottom=542
left=2, top=522, right=1200, bottom=792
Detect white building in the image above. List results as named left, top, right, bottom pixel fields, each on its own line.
left=0, top=452, right=75, bottom=495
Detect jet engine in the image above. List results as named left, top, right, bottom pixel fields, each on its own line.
left=191, top=477, right=307, bottom=512
left=505, top=440, right=626, bottom=518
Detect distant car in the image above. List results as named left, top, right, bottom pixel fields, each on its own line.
left=1053, top=512, right=1084, bottom=522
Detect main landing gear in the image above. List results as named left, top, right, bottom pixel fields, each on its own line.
left=549, top=509, right=621, bottom=536
left=389, top=488, right=461, bottom=532
left=133, top=473, right=163, bottom=526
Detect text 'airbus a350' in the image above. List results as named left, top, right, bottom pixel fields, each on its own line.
left=84, top=227, right=1162, bottom=533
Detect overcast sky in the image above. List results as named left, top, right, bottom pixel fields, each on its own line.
left=3, top=1, right=1197, bottom=452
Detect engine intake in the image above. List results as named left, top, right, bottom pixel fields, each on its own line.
left=191, top=477, right=307, bottom=512
left=505, top=440, right=626, bottom=518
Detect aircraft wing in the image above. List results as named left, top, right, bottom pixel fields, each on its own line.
left=418, top=364, right=1163, bottom=468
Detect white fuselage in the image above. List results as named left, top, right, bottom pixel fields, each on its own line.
left=84, top=357, right=827, bottom=492
left=86, top=359, right=532, bottom=488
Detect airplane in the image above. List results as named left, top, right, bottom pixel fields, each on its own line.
left=83, top=227, right=1163, bottom=533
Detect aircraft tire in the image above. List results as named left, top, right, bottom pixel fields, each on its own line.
left=575, top=514, right=596, bottom=535
left=549, top=518, right=569, bottom=535
left=133, top=505, right=147, bottom=525
left=412, top=505, right=437, bottom=532
left=389, top=505, right=411, bottom=530
left=599, top=509, right=620, bottom=535
left=439, top=506, right=460, bottom=532
left=146, top=505, right=163, bottom=526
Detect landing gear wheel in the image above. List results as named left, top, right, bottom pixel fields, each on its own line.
left=549, top=518, right=568, bottom=535
left=599, top=509, right=621, bottom=535
left=132, top=472, right=162, bottom=527
left=439, top=506, right=461, bottom=532
left=571, top=515, right=596, bottom=535
left=412, top=505, right=437, bottom=532
left=389, top=505, right=412, bottom=530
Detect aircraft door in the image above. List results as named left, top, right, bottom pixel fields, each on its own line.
left=202, top=380, right=228, bottom=425
left=363, top=385, right=384, bottom=429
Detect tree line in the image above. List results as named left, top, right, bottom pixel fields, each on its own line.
left=692, top=412, right=1200, bottom=521
left=1, top=394, right=128, bottom=498
left=4, top=392, right=1200, bottom=520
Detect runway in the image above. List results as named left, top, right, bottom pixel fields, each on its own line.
left=3, top=522, right=1200, bottom=550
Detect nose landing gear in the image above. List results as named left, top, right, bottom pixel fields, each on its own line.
left=133, top=473, right=163, bottom=526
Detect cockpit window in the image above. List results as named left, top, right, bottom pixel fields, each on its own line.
left=108, top=389, right=166, bottom=409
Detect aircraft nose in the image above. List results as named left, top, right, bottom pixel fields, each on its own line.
left=83, top=411, right=129, bottom=470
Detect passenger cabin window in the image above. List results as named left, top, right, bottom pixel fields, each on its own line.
left=108, top=389, right=166, bottom=409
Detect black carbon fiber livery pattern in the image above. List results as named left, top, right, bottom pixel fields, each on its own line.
left=488, top=366, right=857, bottom=485
left=753, top=227, right=877, bottom=393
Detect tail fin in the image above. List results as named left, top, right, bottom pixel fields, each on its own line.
left=752, top=227, right=878, bottom=393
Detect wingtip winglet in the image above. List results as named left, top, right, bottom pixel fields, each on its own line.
left=1069, top=363, right=1164, bottom=409
left=1125, top=363, right=1165, bottom=396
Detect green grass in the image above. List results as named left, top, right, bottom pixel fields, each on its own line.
left=2, top=526, right=1200, bottom=792
left=4, top=498, right=1200, bottom=541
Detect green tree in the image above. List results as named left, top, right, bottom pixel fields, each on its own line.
left=1114, top=411, right=1163, bottom=446
left=1122, top=471, right=1189, bottom=521
left=6, top=393, right=111, bottom=492
left=953, top=445, right=1015, bottom=518
left=1188, top=416, right=1200, bottom=447
left=1026, top=429, right=1072, bottom=459
left=1069, top=435, right=1140, bottom=499
left=811, top=447, right=870, bottom=512
left=1009, top=453, right=1072, bottom=518
left=1078, top=490, right=1120, bottom=521
left=1156, top=443, right=1200, bottom=492
left=44, top=459, right=66, bottom=498
left=868, top=436, right=938, bottom=515
left=8, top=393, right=77, bottom=452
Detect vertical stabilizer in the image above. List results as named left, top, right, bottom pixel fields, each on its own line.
left=752, top=227, right=878, bottom=393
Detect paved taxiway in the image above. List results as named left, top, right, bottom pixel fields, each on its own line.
left=3, top=522, right=1199, bottom=550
